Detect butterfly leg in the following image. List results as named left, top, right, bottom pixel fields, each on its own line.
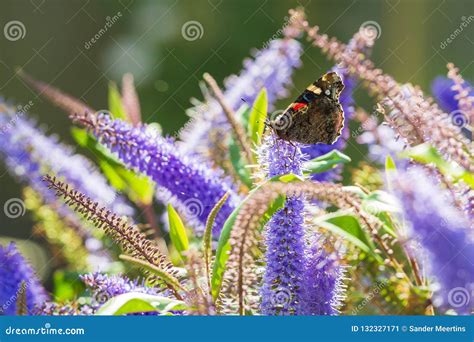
left=283, top=139, right=298, bottom=160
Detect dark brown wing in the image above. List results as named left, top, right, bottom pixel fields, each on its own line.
left=275, top=96, right=344, bottom=145
left=306, top=97, right=344, bottom=144
left=273, top=71, right=345, bottom=145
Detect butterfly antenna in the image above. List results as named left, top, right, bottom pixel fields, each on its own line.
left=241, top=97, right=272, bottom=131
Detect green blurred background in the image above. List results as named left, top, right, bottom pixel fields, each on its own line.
left=0, top=0, right=473, bottom=263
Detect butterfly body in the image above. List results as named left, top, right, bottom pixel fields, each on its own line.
left=271, top=72, right=345, bottom=145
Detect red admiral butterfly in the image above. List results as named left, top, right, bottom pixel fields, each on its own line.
left=270, top=72, right=345, bottom=145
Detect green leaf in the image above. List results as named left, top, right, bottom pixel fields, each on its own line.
left=210, top=202, right=243, bottom=301
left=119, top=255, right=185, bottom=294
left=248, top=88, right=267, bottom=145
left=303, top=150, right=351, bottom=175
left=116, top=168, right=154, bottom=204
left=228, top=106, right=254, bottom=187
left=313, top=212, right=383, bottom=263
left=278, top=173, right=305, bottom=183
left=99, top=158, right=154, bottom=204
left=400, top=143, right=474, bottom=189
left=53, top=271, right=84, bottom=301
left=203, top=192, right=230, bottom=290
left=167, top=204, right=189, bottom=255
left=108, top=81, right=128, bottom=120
left=96, top=292, right=187, bottom=315
left=347, top=186, right=399, bottom=238
left=363, top=191, right=400, bottom=214
left=97, top=159, right=128, bottom=191
left=375, top=211, right=399, bottom=239
left=385, top=155, right=397, bottom=192
left=342, top=185, right=367, bottom=198
left=385, top=155, right=397, bottom=171
left=229, top=136, right=253, bottom=187
left=210, top=173, right=300, bottom=300
left=71, top=127, right=101, bottom=153
left=70, top=126, right=89, bottom=146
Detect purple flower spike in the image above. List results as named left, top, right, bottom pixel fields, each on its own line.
left=77, top=113, right=239, bottom=236
left=0, top=106, right=133, bottom=217
left=391, top=167, right=474, bottom=315
left=0, top=105, right=123, bottom=270
left=431, top=76, right=474, bottom=114
left=259, top=134, right=346, bottom=315
left=300, top=239, right=345, bottom=315
left=431, top=76, right=473, bottom=140
left=259, top=135, right=306, bottom=315
left=0, top=243, right=48, bottom=315
left=261, top=196, right=306, bottom=315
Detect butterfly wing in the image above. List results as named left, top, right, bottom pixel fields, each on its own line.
left=273, top=72, right=345, bottom=145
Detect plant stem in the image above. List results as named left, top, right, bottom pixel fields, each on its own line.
left=203, top=72, right=255, bottom=165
